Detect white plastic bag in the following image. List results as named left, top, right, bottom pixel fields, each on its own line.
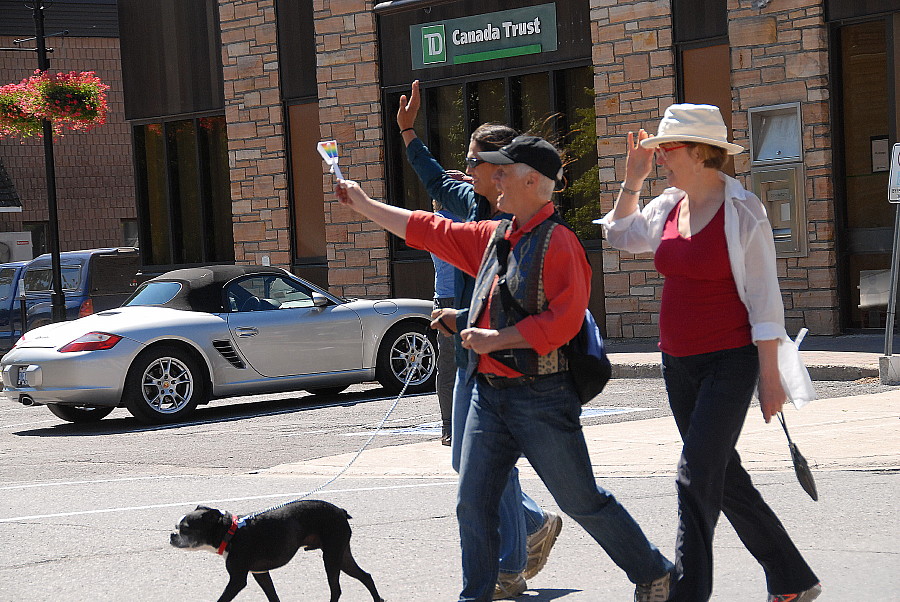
left=778, top=328, right=816, bottom=409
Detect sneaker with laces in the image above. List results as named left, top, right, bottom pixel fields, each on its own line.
left=493, top=572, right=527, bottom=599
left=523, top=511, right=563, bottom=580
left=634, top=571, right=671, bottom=602
left=767, top=582, right=822, bottom=602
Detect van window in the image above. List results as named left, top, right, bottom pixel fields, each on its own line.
left=24, top=266, right=82, bottom=292
left=89, top=254, right=140, bottom=294
left=0, top=268, right=18, bottom=300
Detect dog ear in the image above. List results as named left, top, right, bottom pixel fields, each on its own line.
left=195, top=505, right=213, bottom=511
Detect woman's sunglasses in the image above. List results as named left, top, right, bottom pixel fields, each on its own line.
left=656, top=143, right=689, bottom=159
left=465, top=156, right=486, bottom=169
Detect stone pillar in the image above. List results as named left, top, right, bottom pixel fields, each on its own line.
left=729, top=0, right=838, bottom=335
left=314, top=0, right=390, bottom=298
left=591, top=0, right=675, bottom=338
left=219, top=0, right=291, bottom=268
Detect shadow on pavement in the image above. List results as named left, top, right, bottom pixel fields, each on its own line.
left=10, top=386, right=406, bottom=437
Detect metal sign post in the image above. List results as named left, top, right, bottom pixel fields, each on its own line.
left=880, top=144, right=900, bottom=383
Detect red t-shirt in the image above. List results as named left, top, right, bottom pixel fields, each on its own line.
left=654, top=200, right=751, bottom=357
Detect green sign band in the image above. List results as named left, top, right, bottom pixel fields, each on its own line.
left=454, top=44, right=543, bottom=65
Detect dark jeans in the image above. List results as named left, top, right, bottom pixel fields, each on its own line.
left=457, top=371, right=673, bottom=601
left=662, top=345, right=819, bottom=601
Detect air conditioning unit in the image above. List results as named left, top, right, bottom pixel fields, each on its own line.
left=0, top=231, right=33, bottom=263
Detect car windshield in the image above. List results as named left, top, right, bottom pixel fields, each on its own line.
left=124, top=281, right=182, bottom=306
left=0, top=268, right=17, bottom=300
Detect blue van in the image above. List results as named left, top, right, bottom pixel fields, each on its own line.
left=0, top=247, right=141, bottom=351
left=0, top=261, right=28, bottom=351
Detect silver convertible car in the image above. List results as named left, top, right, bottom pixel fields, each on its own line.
left=0, top=265, right=437, bottom=424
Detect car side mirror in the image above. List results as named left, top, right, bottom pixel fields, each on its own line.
left=311, top=293, right=330, bottom=308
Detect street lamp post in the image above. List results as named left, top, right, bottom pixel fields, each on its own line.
left=0, top=3, right=67, bottom=322
left=32, top=4, right=66, bottom=322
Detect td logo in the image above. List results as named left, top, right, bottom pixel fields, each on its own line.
left=422, top=25, right=446, bottom=64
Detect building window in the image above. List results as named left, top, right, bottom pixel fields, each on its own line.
left=386, top=65, right=598, bottom=251
left=122, top=219, right=139, bottom=247
left=23, top=221, right=47, bottom=256
left=132, top=115, right=233, bottom=267
left=673, top=0, right=732, bottom=174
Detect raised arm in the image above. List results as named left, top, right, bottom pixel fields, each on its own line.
left=611, top=129, right=655, bottom=221
left=335, top=180, right=410, bottom=239
left=397, top=79, right=421, bottom=148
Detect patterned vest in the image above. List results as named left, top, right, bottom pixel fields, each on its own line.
left=466, top=217, right=569, bottom=379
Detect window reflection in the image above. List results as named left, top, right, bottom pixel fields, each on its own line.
left=133, top=115, right=234, bottom=267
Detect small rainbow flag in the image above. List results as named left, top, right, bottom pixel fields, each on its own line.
left=317, top=140, right=344, bottom=179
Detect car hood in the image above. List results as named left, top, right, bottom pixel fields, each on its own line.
left=14, top=306, right=223, bottom=348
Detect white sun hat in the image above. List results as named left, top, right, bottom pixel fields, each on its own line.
left=640, top=104, right=744, bottom=155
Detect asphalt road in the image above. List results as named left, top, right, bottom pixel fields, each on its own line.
left=0, top=378, right=896, bottom=601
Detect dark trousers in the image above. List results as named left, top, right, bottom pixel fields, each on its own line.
left=434, top=297, right=455, bottom=435
left=662, top=344, right=819, bottom=601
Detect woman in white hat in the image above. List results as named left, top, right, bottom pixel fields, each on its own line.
left=598, top=104, right=821, bottom=602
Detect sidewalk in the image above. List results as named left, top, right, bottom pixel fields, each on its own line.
left=264, top=390, right=899, bottom=479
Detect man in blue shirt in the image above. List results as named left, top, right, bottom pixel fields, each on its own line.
left=397, top=80, right=562, bottom=598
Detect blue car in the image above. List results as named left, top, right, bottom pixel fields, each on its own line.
left=0, top=248, right=141, bottom=351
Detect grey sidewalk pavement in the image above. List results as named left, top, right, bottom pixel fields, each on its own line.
left=264, top=390, right=899, bottom=479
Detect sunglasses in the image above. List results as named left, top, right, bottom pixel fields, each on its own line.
left=656, top=143, right=689, bottom=159
left=465, top=156, right=486, bottom=169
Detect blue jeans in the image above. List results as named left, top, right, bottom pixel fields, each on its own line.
left=662, top=345, right=819, bottom=601
left=452, top=368, right=544, bottom=577
left=457, top=371, right=673, bottom=601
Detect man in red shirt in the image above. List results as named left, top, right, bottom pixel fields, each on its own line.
left=335, top=136, right=673, bottom=602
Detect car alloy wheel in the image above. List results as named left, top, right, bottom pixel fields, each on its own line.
left=375, top=322, right=437, bottom=394
left=124, top=345, right=206, bottom=423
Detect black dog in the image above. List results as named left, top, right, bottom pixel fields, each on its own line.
left=170, top=500, right=384, bottom=602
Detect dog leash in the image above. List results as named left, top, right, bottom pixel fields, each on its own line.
left=239, top=360, right=421, bottom=521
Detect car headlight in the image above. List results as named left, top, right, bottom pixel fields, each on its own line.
left=59, top=332, right=123, bottom=353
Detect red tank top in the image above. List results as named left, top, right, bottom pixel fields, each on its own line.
left=654, top=199, right=751, bottom=357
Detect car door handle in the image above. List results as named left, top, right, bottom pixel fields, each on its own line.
left=235, top=327, right=258, bottom=337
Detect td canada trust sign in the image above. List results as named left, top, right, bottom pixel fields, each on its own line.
left=410, top=4, right=558, bottom=70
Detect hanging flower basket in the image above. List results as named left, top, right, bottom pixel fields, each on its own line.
left=0, top=82, right=45, bottom=139
left=22, top=70, right=109, bottom=133
left=0, top=70, right=109, bottom=140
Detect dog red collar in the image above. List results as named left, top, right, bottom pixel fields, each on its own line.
left=217, top=514, right=241, bottom=555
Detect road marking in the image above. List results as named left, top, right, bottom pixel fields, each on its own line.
left=0, top=474, right=194, bottom=491
left=342, top=407, right=653, bottom=436
left=0, top=481, right=456, bottom=523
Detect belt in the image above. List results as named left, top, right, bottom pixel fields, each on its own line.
left=477, top=373, right=552, bottom=390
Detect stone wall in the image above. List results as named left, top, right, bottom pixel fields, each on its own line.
left=593, top=0, right=839, bottom=337
left=314, top=0, right=389, bottom=298
left=218, top=0, right=291, bottom=268
left=592, top=0, right=675, bottom=339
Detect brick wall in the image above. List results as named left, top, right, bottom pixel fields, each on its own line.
left=0, top=35, right=135, bottom=253
left=314, top=0, right=389, bottom=298
left=218, top=0, right=291, bottom=269
left=592, top=0, right=675, bottom=339
left=593, top=0, right=839, bottom=338
left=729, top=0, right=838, bottom=335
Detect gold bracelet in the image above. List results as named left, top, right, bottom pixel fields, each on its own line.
left=620, top=182, right=641, bottom=195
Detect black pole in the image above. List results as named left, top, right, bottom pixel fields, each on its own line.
left=33, top=4, right=66, bottom=323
